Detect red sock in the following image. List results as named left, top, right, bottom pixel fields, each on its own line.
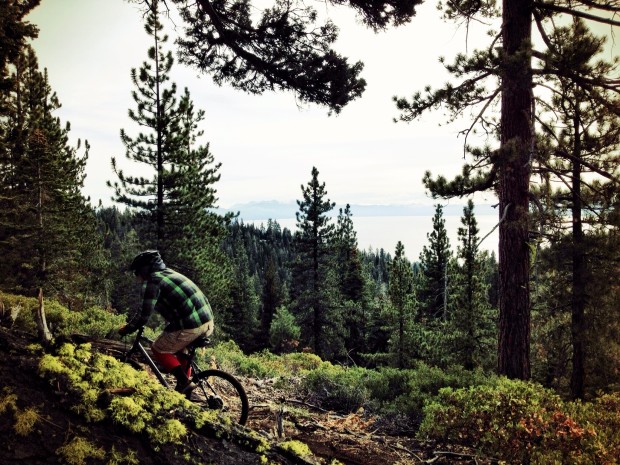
left=151, top=348, right=181, bottom=372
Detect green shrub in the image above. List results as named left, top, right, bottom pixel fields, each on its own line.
left=402, top=364, right=493, bottom=419
left=418, top=378, right=620, bottom=464
left=0, top=292, right=67, bottom=333
left=202, top=341, right=323, bottom=379
left=280, top=352, right=323, bottom=373
left=360, top=363, right=494, bottom=425
left=298, top=360, right=496, bottom=419
left=201, top=340, right=273, bottom=378
left=567, top=393, right=620, bottom=464
left=364, top=367, right=417, bottom=418
left=57, top=305, right=126, bottom=338
left=301, top=363, right=372, bottom=413
left=0, top=291, right=124, bottom=338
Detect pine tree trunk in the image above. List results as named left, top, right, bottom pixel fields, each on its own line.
left=570, top=108, right=586, bottom=400
left=497, top=0, right=532, bottom=380
left=313, top=241, right=322, bottom=356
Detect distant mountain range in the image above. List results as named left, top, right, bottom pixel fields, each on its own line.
left=218, top=200, right=497, bottom=221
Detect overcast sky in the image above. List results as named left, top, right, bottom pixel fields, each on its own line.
left=26, top=0, right=500, bottom=210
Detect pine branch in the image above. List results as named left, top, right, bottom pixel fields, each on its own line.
left=534, top=1, right=620, bottom=26
left=177, top=0, right=367, bottom=112
left=573, top=0, right=620, bottom=13
left=555, top=148, right=620, bottom=183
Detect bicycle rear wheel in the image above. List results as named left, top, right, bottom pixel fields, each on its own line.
left=191, top=369, right=249, bottom=425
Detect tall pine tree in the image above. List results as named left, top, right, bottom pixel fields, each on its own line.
left=532, top=19, right=620, bottom=398
left=450, top=200, right=497, bottom=370
left=0, top=44, right=104, bottom=306
left=394, top=0, right=620, bottom=380
left=291, top=166, right=341, bottom=358
left=334, top=204, right=370, bottom=359
left=108, top=0, right=184, bottom=251
left=387, top=241, right=416, bottom=368
left=417, top=204, right=452, bottom=321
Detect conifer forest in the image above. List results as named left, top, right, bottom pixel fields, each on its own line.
left=1, top=1, right=620, bottom=464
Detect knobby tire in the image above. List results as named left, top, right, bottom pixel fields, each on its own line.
left=191, top=369, right=249, bottom=425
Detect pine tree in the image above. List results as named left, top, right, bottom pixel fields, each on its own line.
left=227, top=235, right=260, bottom=352
left=163, top=86, right=234, bottom=308
left=108, top=0, right=184, bottom=250
left=450, top=200, right=497, bottom=370
left=334, top=204, right=365, bottom=300
left=260, top=254, right=286, bottom=347
left=417, top=204, right=453, bottom=321
left=531, top=19, right=620, bottom=398
left=109, top=0, right=232, bottom=310
left=387, top=241, right=416, bottom=368
left=270, top=306, right=301, bottom=354
left=0, top=0, right=39, bottom=96
left=334, top=204, right=370, bottom=358
left=393, top=0, right=620, bottom=380
left=292, top=166, right=341, bottom=358
left=0, top=45, right=105, bottom=305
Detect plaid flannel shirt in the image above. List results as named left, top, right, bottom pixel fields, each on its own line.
left=127, top=268, right=213, bottom=332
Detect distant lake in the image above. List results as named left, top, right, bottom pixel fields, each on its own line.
left=246, top=215, right=500, bottom=261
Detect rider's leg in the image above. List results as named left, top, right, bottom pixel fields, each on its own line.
left=151, top=322, right=214, bottom=395
left=150, top=349, right=192, bottom=390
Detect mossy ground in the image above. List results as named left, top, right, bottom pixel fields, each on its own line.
left=0, top=328, right=312, bottom=465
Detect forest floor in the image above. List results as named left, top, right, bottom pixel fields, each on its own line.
left=241, top=375, right=495, bottom=465
left=0, top=327, right=496, bottom=465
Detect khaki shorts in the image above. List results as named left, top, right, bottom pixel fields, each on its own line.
left=151, top=320, right=214, bottom=354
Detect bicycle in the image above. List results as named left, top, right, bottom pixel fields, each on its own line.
left=120, top=326, right=249, bottom=425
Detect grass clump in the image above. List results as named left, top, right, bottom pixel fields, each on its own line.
left=107, top=446, right=139, bottom=465
left=13, top=407, right=39, bottom=436
left=279, top=439, right=313, bottom=459
left=0, top=389, right=18, bottom=413
left=56, top=436, right=105, bottom=465
left=0, top=388, right=40, bottom=436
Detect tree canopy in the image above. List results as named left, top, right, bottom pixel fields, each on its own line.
left=134, top=0, right=424, bottom=113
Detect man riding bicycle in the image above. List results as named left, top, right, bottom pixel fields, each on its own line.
left=119, top=250, right=214, bottom=397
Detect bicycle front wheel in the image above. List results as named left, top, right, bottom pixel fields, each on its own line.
left=191, top=369, right=249, bottom=425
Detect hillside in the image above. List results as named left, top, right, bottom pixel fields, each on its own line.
left=0, top=327, right=489, bottom=465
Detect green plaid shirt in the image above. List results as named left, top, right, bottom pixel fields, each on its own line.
left=128, top=268, right=213, bottom=332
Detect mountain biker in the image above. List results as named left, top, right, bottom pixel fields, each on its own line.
left=118, top=250, right=214, bottom=397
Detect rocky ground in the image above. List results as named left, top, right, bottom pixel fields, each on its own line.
left=0, top=327, right=495, bottom=465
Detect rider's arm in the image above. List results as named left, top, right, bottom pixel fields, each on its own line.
left=124, top=278, right=160, bottom=333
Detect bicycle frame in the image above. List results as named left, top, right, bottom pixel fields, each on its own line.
left=123, top=327, right=170, bottom=388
